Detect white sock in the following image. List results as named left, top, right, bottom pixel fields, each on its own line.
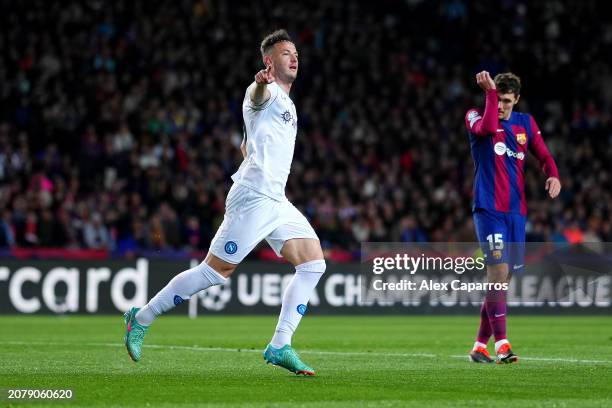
left=270, top=259, right=326, bottom=348
left=473, top=341, right=487, bottom=351
left=495, top=339, right=510, bottom=353
left=135, top=261, right=227, bottom=326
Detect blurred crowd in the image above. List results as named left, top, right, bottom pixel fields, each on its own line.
left=0, top=0, right=610, bottom=257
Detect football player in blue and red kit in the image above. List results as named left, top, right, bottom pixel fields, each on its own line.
left=465, top=71, right=561, bottom=364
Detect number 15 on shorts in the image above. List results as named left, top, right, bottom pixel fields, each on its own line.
left=486, top=233, right=504, bottom=250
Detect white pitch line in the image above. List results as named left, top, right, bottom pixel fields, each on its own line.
left=0, top=341, right=437, bottom=359
left=2, top=341, right=611, bottom=365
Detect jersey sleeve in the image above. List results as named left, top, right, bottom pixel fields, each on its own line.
left=528, top=115, right=559, bottom=178
left=465, top=108, right=483, bottom=132
left=244, top=82, right=279, bottom=111
left=464, top=89, right=499, bottom=136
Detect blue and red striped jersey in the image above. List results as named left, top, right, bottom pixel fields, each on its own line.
left=465, top=94, right=559, bottom=215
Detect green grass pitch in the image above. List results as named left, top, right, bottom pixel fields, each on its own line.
left=1, top=315, right=611, bottom=407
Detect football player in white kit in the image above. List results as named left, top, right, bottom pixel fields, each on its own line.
left=123, top=30, right=325, bottom=376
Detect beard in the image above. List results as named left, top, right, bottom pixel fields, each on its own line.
left=278, top=69, right=297, bottom=83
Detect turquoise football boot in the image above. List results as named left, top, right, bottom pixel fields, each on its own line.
left=263, top=344, right=315, bottom=376
left=123, top=307, right=149, bottom=362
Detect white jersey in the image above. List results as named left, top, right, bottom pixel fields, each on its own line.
left=231, top=81, right=298, bottom=201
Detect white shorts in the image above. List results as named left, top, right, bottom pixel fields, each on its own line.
left=209, top=183, right=319, bottom=264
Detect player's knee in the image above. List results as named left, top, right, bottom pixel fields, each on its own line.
left=204, top=253, right=238, bottom=278
left=296, top=258, right=326, bottom=275
left=487, top=263, right=509, bottom=283
left=282, top=238, right=324, bottom=266
left=314, top=258, right=326, bottom=274
left=301, top=251, right=325, bottom=269
left=307, top=239, right=324, bottom=261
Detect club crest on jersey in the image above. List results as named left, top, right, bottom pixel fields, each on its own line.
left=516, top=133, right=527, bottom=145
left=281, top=110, right=294, bottom=124
left=224, top=241, right=238, bottom=255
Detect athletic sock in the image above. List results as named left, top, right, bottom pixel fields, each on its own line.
left=476, top=301, right=492, bottom=346
left=270, top=259, right=326, bottom=348
left=136, top=261, right=227, bottom=326
left=486, top=289, right=508, bottom=343
left=495, top=339, right=510, bottom=353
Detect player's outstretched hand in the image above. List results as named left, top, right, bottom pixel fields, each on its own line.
left=255, top=64, right=275, bottom=85
left=476, top=71, right=496, bottom=91
left=545, top=177, right=561, bottom=199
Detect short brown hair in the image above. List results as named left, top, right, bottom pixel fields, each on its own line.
left=260, top=29, right=293, bottom=56
left=494, top=72, right=521, bottom=95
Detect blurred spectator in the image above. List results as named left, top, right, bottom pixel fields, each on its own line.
left=399, top=216, right=428, bottom=242
left=0, top=210, right=15, bottom=248
left=83, top=213, right=112, bottom=250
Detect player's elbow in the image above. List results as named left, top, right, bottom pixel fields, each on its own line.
left=466, top=112, right=495, bottom=137
left=472, top=125, right=495, bottom=137
left=482, top=124, right=498, bottom=135
left=475, top=119, right=498, bottom=135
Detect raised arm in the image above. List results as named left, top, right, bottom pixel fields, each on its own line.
left=249, top=64, right=275, bottom=106
left=465, top=71, right=499, bottom=136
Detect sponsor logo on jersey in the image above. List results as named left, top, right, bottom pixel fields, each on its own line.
left=224, top=241, right=238, bottom=255
left=516, top=133, right=527, bottom=145
left=467, top=110, right=481, bottom=128
left=493, top=142, right=525, bottom=160
left=297, top=304, right=307, bottom=315
left=174, top=295, right=185, bottom=305
left=281, top=110, right=293, bottom=124
left=494, top=142, right=507, bottom=155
